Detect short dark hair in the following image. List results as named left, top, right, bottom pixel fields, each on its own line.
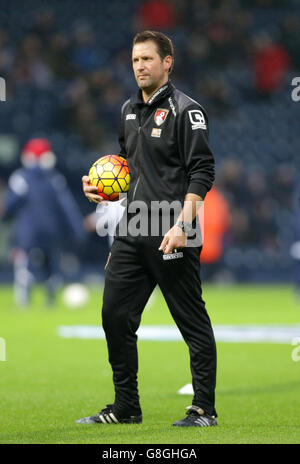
left=133, top=30, right=174, bottom=73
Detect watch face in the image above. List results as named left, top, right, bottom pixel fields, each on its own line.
left=176, top=221, right=184, bottom=230
left=176, top=221, right=192, bottom=234
left=184, top=223, right=193, bottom=233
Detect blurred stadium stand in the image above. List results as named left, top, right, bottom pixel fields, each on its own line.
left=0, top=0, right=299, bottom=283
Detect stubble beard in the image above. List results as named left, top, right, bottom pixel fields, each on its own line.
left=137, top=73, right=166, bottom=97
left=137, top=76, right=155, bottom=92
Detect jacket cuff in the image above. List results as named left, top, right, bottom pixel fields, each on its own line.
left=187, top=182, right=208, bottom=200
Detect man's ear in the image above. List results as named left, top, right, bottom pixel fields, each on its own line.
left=164, top=55, right=173, bottom=73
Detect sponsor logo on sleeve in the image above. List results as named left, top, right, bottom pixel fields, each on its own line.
left=188, top=110, right=207, bottom=130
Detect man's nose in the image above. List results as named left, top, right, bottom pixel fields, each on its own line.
left=137, top=60, right=145, bottom=71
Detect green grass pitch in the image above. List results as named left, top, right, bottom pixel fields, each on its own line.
left=0, top=284, right=300, bottom=444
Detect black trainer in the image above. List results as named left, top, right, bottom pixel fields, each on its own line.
left=76, top=404, right=142, bottom=424
left=173, top=405, right=218, bottom=427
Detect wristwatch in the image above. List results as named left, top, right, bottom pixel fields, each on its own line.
left=175, top=220, right=193, bottom=235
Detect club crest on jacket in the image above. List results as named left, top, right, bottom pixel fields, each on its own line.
left=154, top=109, right=169, bottom=126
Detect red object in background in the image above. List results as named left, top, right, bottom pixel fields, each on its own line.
left=137, top=0, right=176, bottom=30
left=22, top=138, right=52, bottom=158
left=253, top=43, right=290, bottom=93
left=199, top=187, right=231, bottom=264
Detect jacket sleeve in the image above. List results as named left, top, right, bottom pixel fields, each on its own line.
left=177, top=104, right=215, bottom=199
left=1, top=170, right=28, bottom=221
left=118, top=100, right=128, bottom=157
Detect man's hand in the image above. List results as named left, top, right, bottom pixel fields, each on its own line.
left=158, top=225, right=187, bottom=254
left=82, top=175, right=105, bottom=204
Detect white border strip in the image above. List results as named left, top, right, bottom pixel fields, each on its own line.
left=57, top=324, right=300, bottom=344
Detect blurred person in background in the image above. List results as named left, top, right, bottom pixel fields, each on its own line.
left=30, top=9, right=57, bottom=47
left=13, top=30, right=53, bottom=89
left=217, top=159, right=247, bottom=206
left=0, top=138, right=86, bottom=306
left=70, top=21, right=105, bottom=73
left=251, top=32, right=290, bottom=99
left=199, top=185, right=231, bottom=281
left=134, top=0, right=177, bottom=31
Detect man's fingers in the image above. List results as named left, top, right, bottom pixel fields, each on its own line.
left=84, top=185, right=98, bottom=194
left=82, top=174, right=99, bottom=204
left=159, top=236, right=169, bottom=252
left=164, top=242, right=173, bottom=254
left=82, top=177, right=97, bottom=191
left=87, top=194, right=104, bottom=203
left=82, top=176, right=98, bottom=192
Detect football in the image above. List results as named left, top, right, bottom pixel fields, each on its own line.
left=88, top=154, right=130, bottom=201
left=62, top=283, right=90, bottom=309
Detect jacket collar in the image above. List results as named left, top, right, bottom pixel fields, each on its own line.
left=130, top=80, right=174, bottom=107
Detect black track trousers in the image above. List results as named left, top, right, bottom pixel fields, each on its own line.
left=102, top=233, right=217, bottom=417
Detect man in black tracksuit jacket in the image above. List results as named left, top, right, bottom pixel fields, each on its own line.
left=79, top=31, right=217, bottom=427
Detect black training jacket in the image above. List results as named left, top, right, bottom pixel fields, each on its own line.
left=118, top=80, right=215, bottom=208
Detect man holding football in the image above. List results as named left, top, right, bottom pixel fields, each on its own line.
left=78, top=31, right=217, bottom=427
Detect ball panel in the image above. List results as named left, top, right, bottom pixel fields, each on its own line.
left=103, top=186, right=114, bottom=196
left=102, top=178, right=115, bottom=187
left=112, top=180, right=122, bottom=193
left=118, top=166, right=129, bottom=179
left=109, top=155, right=122, bottom=166
left=97, top=181, right=105, bottom=193
left=103, top=161, right=114, bottom=171
left=96, top=164, right=104, bottom=177
left=109, top=192, right=120, bottom=201
left=101, top=171, right=115, bottom=179
left=117, top=178, right=127, bottom=191
left=98, top=192, right=110, bottom=200
left=112, top=164, right=123, bottom=177
left=98, top=155, right=111, bottom=165
left=88, top=165, right=99, bottom=187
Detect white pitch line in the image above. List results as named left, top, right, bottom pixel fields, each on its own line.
left=57, top=324, right=300, bottom=344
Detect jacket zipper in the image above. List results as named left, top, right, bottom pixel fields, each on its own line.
left=132, top=125, right=141, bottom=201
